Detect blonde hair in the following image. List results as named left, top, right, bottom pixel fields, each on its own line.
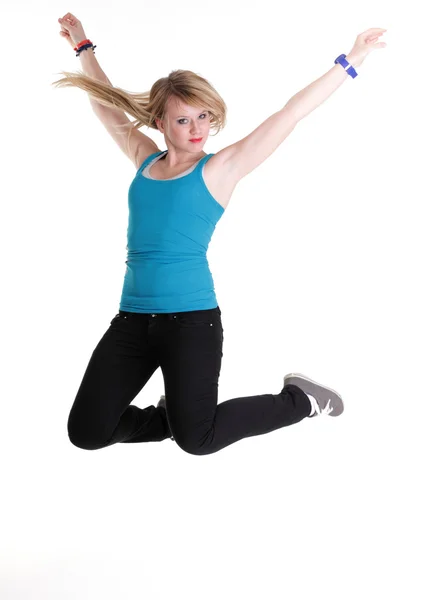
left=51, top=68, right=228, bottom=152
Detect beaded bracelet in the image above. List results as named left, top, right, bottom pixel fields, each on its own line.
left=74, top=38, right=97, bottom=57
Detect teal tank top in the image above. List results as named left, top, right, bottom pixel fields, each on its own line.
left=119, top=150, right=225, bottom=313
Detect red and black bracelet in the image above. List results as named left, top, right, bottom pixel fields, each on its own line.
left=74, top=38, right=97, bottom=57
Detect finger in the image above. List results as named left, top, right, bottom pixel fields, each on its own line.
left=59, top=16, right=75, bottom=30
left=62, top=13, right=75, bottom=24
left=361, top=28, right=387, bottom=36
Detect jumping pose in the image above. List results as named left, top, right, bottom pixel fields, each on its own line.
left=54, top=13, right=387, bottom=454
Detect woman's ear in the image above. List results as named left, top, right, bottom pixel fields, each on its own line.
left=155, top=117, right=164, bottom=133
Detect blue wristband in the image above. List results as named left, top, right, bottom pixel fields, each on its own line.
left=334, top=54, right=358, bottom=79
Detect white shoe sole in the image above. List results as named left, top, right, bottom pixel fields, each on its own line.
left=283, top=372, right=344, bottom=417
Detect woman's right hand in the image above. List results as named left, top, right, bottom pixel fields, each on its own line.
left=58, top=12, right=87, bottom=49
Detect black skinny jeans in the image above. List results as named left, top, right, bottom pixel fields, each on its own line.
left=67, top=306, right=311, bottom=455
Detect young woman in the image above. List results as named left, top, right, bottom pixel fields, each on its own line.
left=54, top=13, right=387, bottom=454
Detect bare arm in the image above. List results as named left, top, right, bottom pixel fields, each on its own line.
left=285, top=28, right=387, bottom=121
left=216, top=28, right=387, bottom=182
left=77, top=47, right=114, bottom=110
left=58, top=14, right=113, bottom=108
left=76, top=48, right=159, bottom=165
left=285, top=52, right=359, bottom=122
left=57, top=13, right=159, bottom=166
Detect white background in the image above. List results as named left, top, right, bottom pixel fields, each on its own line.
left=1, top=0, right=429, bottom=598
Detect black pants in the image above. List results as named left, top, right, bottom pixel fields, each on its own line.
left=67, top=306, right=311, bottom=455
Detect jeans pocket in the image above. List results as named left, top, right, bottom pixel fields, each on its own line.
left=176, top=315, right=214, bottom=328
left=110, top=313, right=129, bottom=325
left=175, top=310, right=222, bottom=330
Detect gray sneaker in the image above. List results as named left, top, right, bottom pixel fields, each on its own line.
left=157, top=395, right=174, bottom=440
left=157, top=395, right=166, bottom=410
left=283, top=373, right=344, bottom=417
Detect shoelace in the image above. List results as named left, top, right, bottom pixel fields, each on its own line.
left=316, top=398, right=334, bottom=416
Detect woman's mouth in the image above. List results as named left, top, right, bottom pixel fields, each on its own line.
left=189, top=138, right=202, bottom=143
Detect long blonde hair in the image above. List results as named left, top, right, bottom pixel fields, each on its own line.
left=52, top=68, right=228, bottom=152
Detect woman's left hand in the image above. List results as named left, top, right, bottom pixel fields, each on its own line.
left=348, top=28, right=388, bottom=67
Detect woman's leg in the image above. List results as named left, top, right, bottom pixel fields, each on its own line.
left=67, top=312, right=172, bottom=450
left=157, top=307, right=312, bottom=455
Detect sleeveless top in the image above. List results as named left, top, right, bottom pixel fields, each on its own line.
left=118, top=150, right=225, bottom=313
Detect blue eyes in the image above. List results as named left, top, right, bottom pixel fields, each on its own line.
left=178, top=114, right=207, bottom=125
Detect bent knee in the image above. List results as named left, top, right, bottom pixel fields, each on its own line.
left=68, top=433, right=105, bottom=450
left=174, top=435, right=212, bottom=456
left=67, top=423, right=111, bottom=451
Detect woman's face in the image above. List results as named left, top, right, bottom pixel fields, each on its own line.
left=157, top=97, right=210, bottom=151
